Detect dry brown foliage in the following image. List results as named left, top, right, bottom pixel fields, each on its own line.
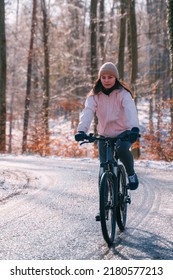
left=141, top=125, right=173, bottom=162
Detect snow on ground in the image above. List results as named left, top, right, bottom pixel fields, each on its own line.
left=0, top=152, right=172, bottom=202
left=0, top=150, right=173, bottom=196
left=0, top=153, right=173, bottom=170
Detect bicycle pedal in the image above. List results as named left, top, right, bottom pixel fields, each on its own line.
left=95, top=214, right=101, bottom=222
left=126, top=195, right=131, bottom=204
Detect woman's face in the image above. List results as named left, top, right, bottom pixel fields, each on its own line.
left=100, top=74, right=116, bottom=89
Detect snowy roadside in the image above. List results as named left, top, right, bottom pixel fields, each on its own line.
left=1, top=153, right=173, bottom=170
left=135, top=159, right=173, bottom=170
left=0, top=168, right=29, bottom=202
left=0, top=155, right=40, bottom=202
left=0, top=153, right=172, bottom=203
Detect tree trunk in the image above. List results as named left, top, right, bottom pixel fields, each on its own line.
left=105, top=0, right=116, bottom=60
left=41, top=0, right=50, bottom=155
left=90, top=0, right=98, bottom=83
left=90, top=0, right=98, bottom=137
left=127, top=0, right=140, bottom=158
left=127, top=0, right=138, bottom=88
left=0, top=0, right=6, bottom=152
left=118, top=0, right=126, bottom=80
left=146, top=0, right=154, bottom=135
left=22, top=0, right=37, bottom=153
left=99, top=0, right=105, bottom=63
left=167, top=0, right=173, bottom=131
left=8, top=0, right=19, bottom=153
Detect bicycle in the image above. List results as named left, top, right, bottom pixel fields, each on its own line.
left=79, top=132, right=134, bottom=246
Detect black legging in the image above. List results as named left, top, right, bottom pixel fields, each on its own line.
left=98, top=139, right=134, bottom=176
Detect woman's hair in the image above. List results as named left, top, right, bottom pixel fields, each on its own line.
left=88, top=78, right=134, bottom=99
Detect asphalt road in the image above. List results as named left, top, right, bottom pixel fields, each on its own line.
left=0, top=156, right=172, bottom=260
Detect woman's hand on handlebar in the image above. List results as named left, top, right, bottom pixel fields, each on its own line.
left=74, top=131, right=87, bottom=142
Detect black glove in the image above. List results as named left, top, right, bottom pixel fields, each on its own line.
left=75, top=131, right=86, bottom=142
left=129, top=127, right=140, bottom=144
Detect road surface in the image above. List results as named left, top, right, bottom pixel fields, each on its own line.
left=0, top=155, right=172, bottom=260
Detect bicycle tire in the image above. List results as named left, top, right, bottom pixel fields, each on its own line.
left=117, top=165, right=128, bottom=231
left=99, top=171, right=117, bottom=246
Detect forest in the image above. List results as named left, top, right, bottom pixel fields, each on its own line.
left=0, top=0, right=173, bottom=161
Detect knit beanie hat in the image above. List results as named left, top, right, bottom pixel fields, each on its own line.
left=98, top=62, right=119, bottom=79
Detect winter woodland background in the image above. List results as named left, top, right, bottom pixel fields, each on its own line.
left=0, top=0, right=173, bottom=161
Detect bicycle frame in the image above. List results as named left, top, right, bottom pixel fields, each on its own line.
left=99, top=138, right=118, bottom=177
left=79, top=133, right=133, bottom=246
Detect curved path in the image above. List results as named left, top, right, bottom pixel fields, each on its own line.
left=0, top=156, right=172, bottom=260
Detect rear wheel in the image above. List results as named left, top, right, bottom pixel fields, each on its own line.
left=117, top=165, right=129, bottom=231
left=100, top=171, right=117, bottom=246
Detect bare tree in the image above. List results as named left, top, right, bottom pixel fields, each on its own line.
left=127, top=0, right=138, bottom=90
left=8, top=0, right=19, bottom=153
left=41, top=0, right=50, bottom=154
left=22, top=0, right=37, bottom=153
left=146, top=1, right=171, bottom=136
left=99, top=0, right=105, bottom=63
left=0, top=0, right=6, bottom=152
left=90, top=0, right=98, bottom=137
left=167, top=0, right=173, bottom=129
left=146, top=0, right=154, bottom=134
left=90, top=0, right=98, bottom=83
left=118, top=0, right=126, bottom=80
left=126, top=0, right=139, bottom=158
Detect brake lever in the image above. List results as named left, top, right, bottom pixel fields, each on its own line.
left=80, top=141, right=89, bottom=146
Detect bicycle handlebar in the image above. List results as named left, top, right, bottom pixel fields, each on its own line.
left=79, top=131, right=140, bottom=146
left=79, top=134, right=101, bottom=145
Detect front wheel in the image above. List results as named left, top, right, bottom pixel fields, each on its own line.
left=99, top=171, right=118, bottom=246
left=117, top=165, right=129, bottom=231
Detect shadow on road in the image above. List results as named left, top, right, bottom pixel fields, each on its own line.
left=111, top=227, right=173, bottom=260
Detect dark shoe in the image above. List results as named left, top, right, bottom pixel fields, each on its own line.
left=95, top=213, right=100, bottom=221
left=127, top=173, right=139, bottom=190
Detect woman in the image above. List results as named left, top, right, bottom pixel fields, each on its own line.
left=75, top=62, right=140, bottom=191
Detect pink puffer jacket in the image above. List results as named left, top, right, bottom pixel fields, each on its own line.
left=77, top=89, right=139, bottom=137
